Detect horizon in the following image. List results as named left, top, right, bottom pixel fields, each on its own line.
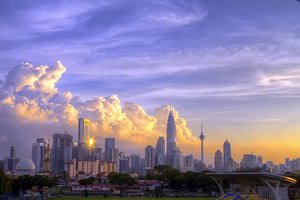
left=1, top=0, right=300, bottom=165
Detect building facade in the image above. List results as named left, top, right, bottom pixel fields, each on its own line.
left=104, top=138, right=117, bottom=162
left=145, top=145, right=155, bottom=169
left=166, top=111, right=181, bottom=170
left=155, top=136, right=165, bottom=166
left=32, top=138, right=50, bottom=173
left=223, top=139, right=232, bottom=172
left=51, top=133, right=73, bottom=175
left=214, top=149, right=224, bottom=172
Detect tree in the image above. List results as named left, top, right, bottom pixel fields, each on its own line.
left=146, top=166, right=217, bottom=191
left=78, top=177, right=95, bottom=197
left=146, top=165, right=186, bottom=188
left=0, top=169, right=11, bottom=194
left=107, top=172, right=136, bottom=186
left=11, top=175, right=57, bottom=194
left=184, top=171, right=201, bottom=191
left=78, top=177, right=95, bottom=186
left=107, top=172, right=137, bottom=197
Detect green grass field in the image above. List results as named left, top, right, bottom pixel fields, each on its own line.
left=50, top=198, right=213, bottom=200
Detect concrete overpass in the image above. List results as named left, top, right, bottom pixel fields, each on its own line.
left=207, top=172, right=297, bottom=200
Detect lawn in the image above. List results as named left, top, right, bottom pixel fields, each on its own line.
left=50, top=198, right=213, bottom=200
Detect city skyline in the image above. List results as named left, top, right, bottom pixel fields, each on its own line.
left=1, top=0, right=300, bottom=164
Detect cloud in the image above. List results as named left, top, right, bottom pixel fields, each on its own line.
left=0, top=135, right=8, bottom=143
left=257, top=71, right=300, bottom=88
left=147, top=4, right=207, bottom=26
left=0, top=61, right=199, bottom=158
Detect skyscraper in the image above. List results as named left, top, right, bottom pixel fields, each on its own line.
left=10, top=146, right=16, bottom=159
left=32, top=138, right=47, bottom=173
left=166, top=111, right=176, bottom=154
left=155, top=136, right=165, bottom=166
left=166, top=110, right=181, bottom=169
left=214, top=149, right=224, bottom=172
left=240, top=154, right=257, bottom=169
left=130, top=154, right=141, bottom=173
left=5, top=146, right=18, bottom=172
left=199, top=124, right=205, bottom=162
left=93, top=147, right=103, bottom=161
left=145, top=145, right=155, bottom=169
left=182, top=154, right=193, bottom=172
left=78, top=118, right=94, bottom=160
left=78, top=118, right=91, bottom=146
left=104, top=138, right=116, bottom=162
left=223, top=139, right=232, bottom=172
left=257, top=155, right=263, bottom=168
left=43, top=140, right=51, bottom=173
left=51, top=133, right=73, bottom=175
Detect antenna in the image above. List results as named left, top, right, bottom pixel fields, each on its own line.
left=59, top=119, right=68, bottom=135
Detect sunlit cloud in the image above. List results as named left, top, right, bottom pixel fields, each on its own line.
left=0, top=62, right=199, bottom=157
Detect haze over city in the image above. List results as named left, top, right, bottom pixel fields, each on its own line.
left=1, top=0, right=300, bottom=165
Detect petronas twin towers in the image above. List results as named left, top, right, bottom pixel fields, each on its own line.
left=166, top=110, right=182, bottom=170
left=156, top=109, right=204, bottom=171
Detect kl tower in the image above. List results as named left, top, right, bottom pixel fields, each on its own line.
left=199, top=124, right=205, bottom=162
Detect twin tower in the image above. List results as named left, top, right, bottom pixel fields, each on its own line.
left=166, top=110, right=205, bottom=169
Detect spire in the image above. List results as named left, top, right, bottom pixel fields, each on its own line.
left=199, top=123, right=205, bottom=162
left=200, top=123, right=204, bottom=136
left=169, top=105, right=174, bottom=117
left=199, top=123, right=205, bottom=140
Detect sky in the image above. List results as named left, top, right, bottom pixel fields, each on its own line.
left=0, top=0, right=300, bottom=165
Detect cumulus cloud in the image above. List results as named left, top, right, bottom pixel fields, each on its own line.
left=0, top=61, right=199, bottom=157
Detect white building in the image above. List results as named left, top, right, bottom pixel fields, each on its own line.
left=16, top=159, right=36, bottom=176
left=240, top=154, right=257, bottom=169
left=145, top=145, right=155, bottom=169
left=223, top=139, right=232, bottom=172
left=32, top=138, right=48, bottom=173
left=214, top=149, right=224, bottom=172
left=182, top=154, right=193, bottom=172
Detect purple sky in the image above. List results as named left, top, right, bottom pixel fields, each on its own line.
left=1, top=0, right=300, bottom=163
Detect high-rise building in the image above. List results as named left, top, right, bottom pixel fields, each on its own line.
left=166, top=111, right=176, bottom=154
left=173, top=147, right=182, bottom=170
left=51, top=133, right=73, bottom=175
left=104, top=138, right=116, bottom=162
left=227, top=157, right=238, bottom=172
left=182, top=154, right=193, bottom=172
left=9, top=146, right=17, bottom=172
left=240, top=154, right=257, bottom=169
left=78, top=118, right=92, bottom=146
left=4, top=146, right=18, bottom=172
left=193, top=159, right=207, bottom=172
left=145, top=145, right=155, bottom=169
left=44, top=140, right=51, bottom=173
left=166, top=110, right=181, bottom=170
left=223, top=139, right=232, bottom=172
left=257, top=155, right=263, bottom=168
left=10, top=146, right=16, bottom=159
left=119, top=154, right=130, bottom=173
left=155, top=136, right=165, bottom=166
left=214, top=149, right=224, bottom=172
left=32, top=138, right=47, bottom=173
left=130, top=154, right=141, bottom=173
left=199, top=124, right=205, bottom=162
left=93, top=147, right=103, bottom=161
left=78, top=118, right=94, bottom=160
